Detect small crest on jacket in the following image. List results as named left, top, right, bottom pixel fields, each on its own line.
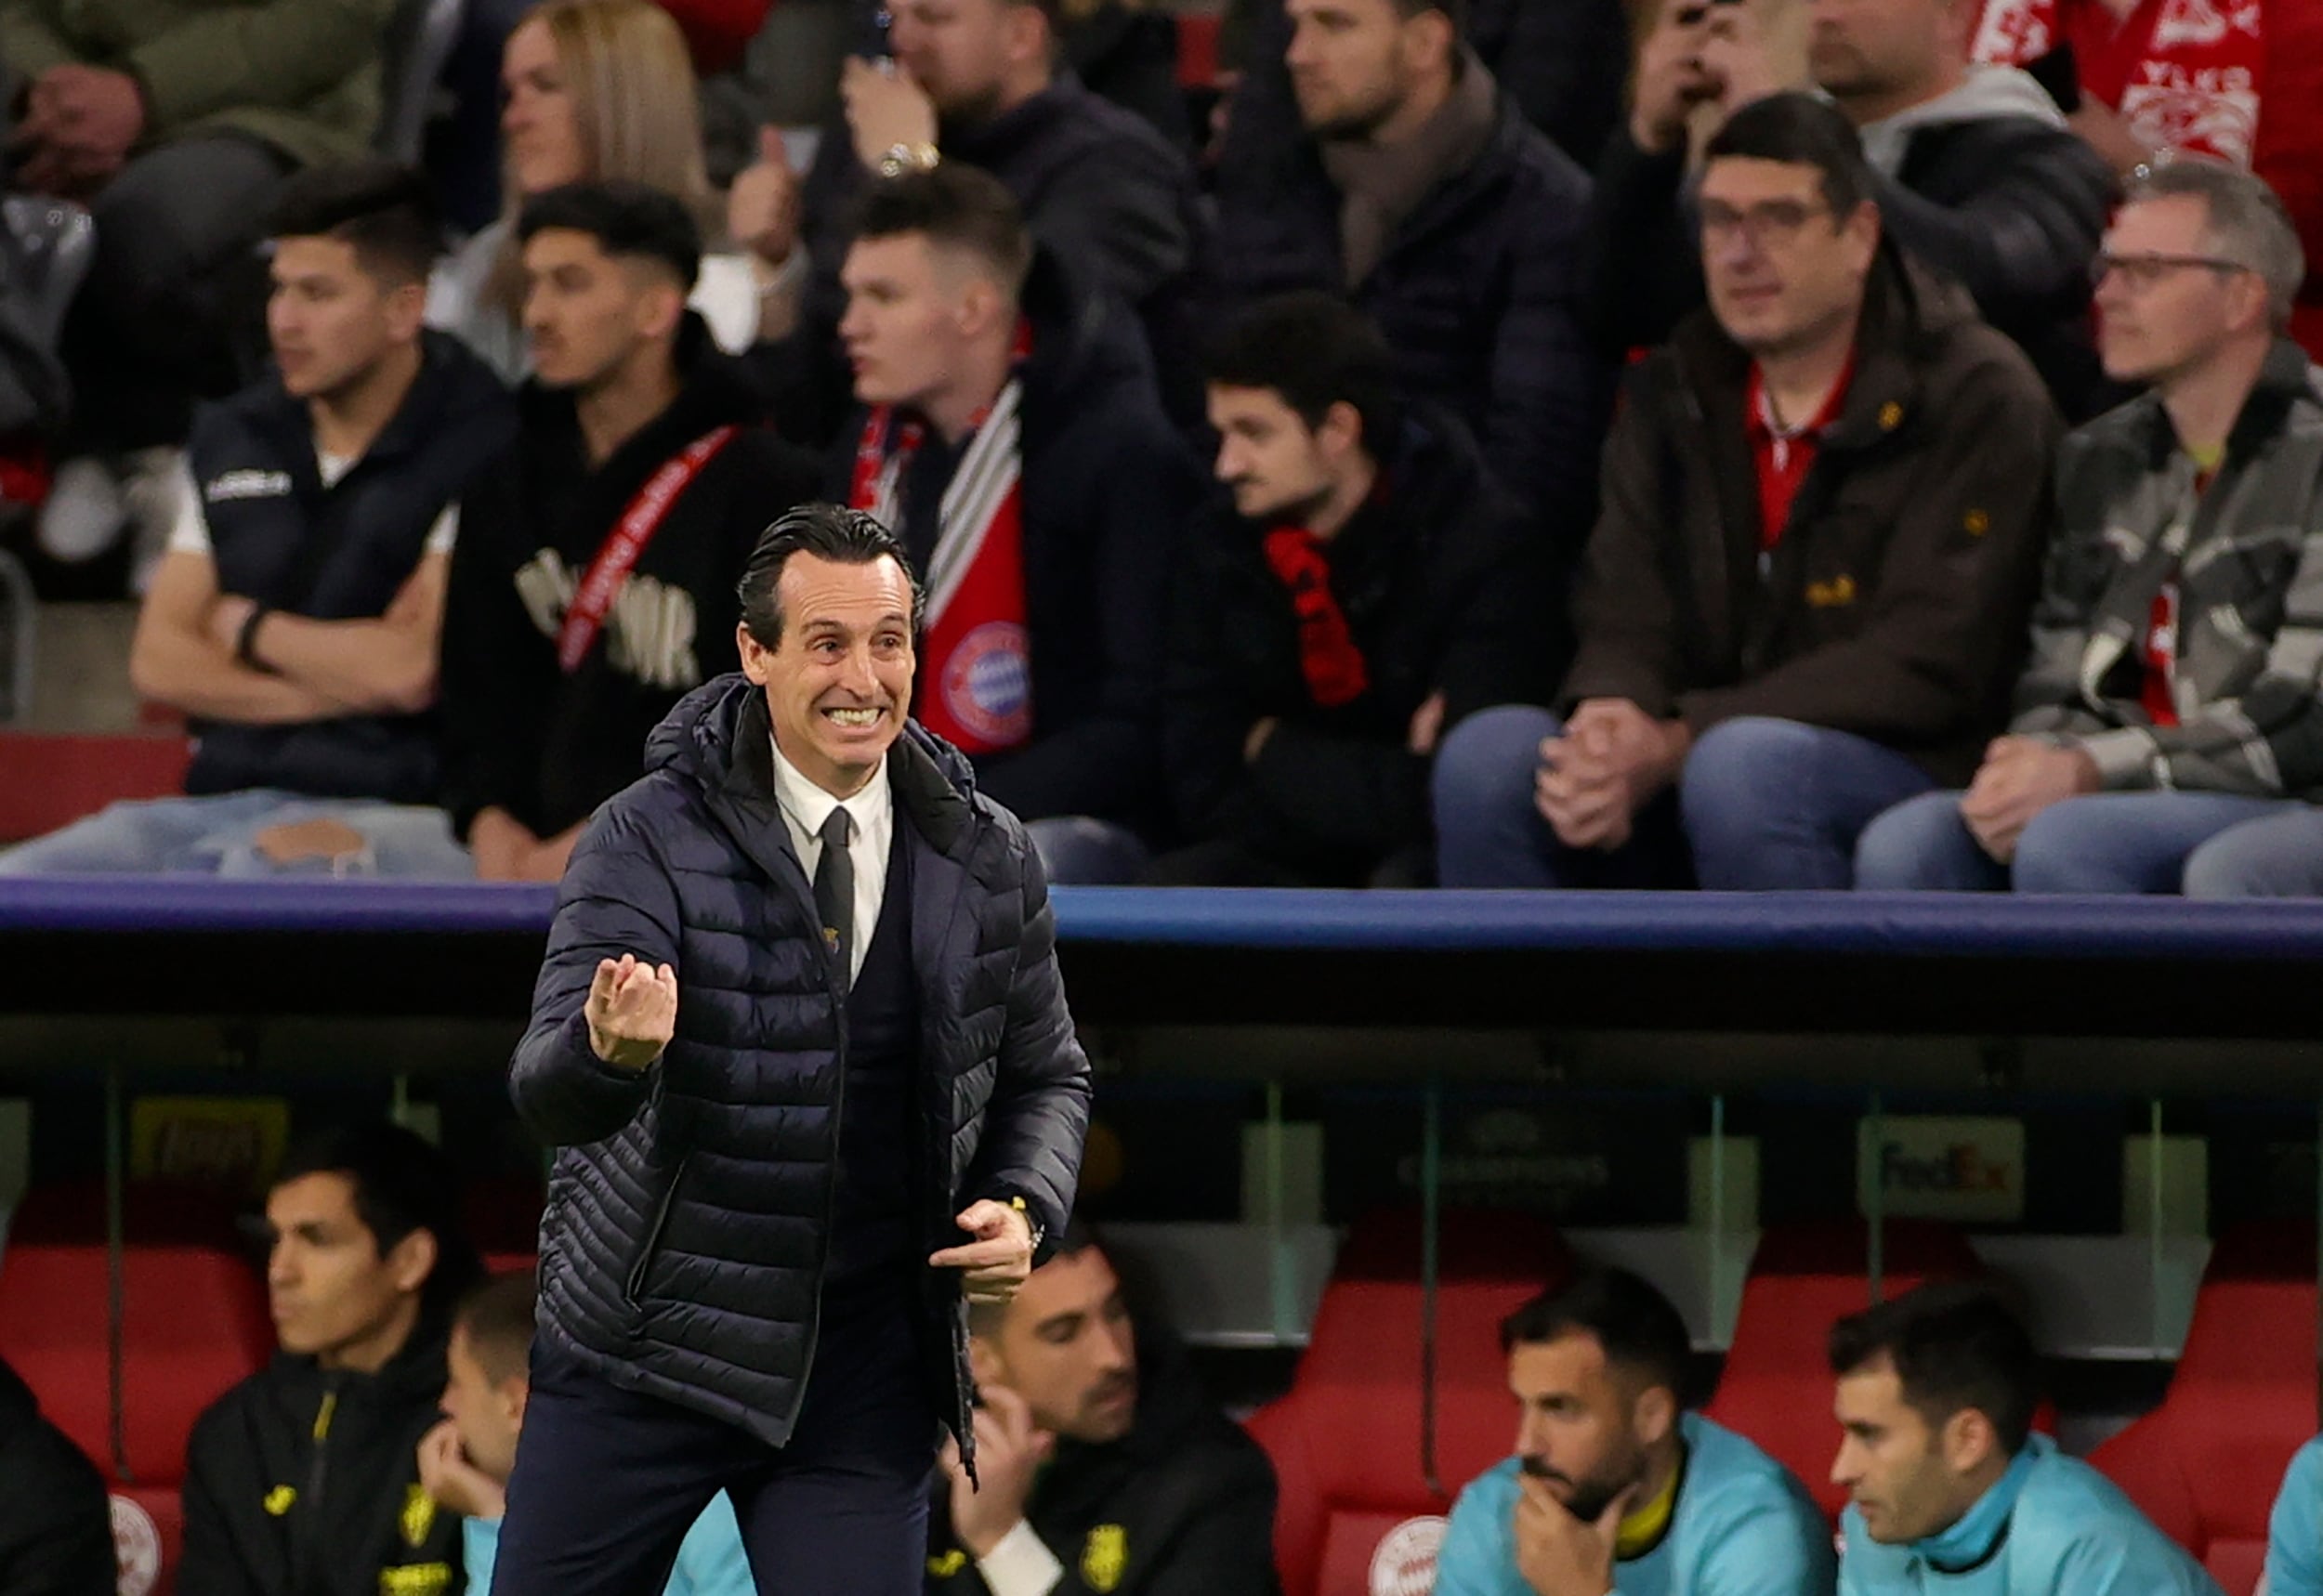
left=1806, top=575, right=1858, bottom=608
left=264, top=1485, right=296, bottom=1516
left=1082, top=1524, right=1127, bottom=1592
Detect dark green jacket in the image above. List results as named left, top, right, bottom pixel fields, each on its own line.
left=0, top=0, right=391, bottom=166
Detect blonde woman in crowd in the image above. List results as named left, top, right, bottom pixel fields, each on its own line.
left=427, top=0, right=761, bottom=379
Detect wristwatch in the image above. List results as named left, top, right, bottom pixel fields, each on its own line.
left=1009, top=1194, right=1046, bottom=1253
left=878, top=141, right=940, bottom=178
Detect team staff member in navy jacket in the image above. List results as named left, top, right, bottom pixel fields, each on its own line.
left=492, top=503, right=1092, bottom=1596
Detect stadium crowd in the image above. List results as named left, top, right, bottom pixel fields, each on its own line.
left=0, top=0, right=2317, bottom=896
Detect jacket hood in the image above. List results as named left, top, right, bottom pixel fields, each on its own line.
left=518, top=312, right=763, bottom=439
left=1017, top=245, right=1158, bottom=418
left=1857, top=64, right=2067, bottom=175
left=266, top=1321, right=451, bottom=1407
left=644, top=671, right=981, bottom=805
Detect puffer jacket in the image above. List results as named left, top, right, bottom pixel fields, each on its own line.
left=508, top=674, right=1091, bottom=1457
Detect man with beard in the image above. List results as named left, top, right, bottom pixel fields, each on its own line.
left=1158, top=290, right=1553, bottom=886
left=728, top=0, right=1202, bottom=431
left=1203, top=0, right=1602, bottom=543
left=1831, top=1285, right=2219, bottom=1596
left=925, top=1223, right=1278, bottom=1596
left=1437, top=1267, right=1830, bottom=1596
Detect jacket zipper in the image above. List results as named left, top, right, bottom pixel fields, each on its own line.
left=624, top=1153, right=693, bottom=1304
left=290, top=1383, right=338, bottom=1596
left=784, top=919, right=850, bottom=1435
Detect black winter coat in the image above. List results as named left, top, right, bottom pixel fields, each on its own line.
left=1581, top=114, right=2116, bottom=419
left=510, top=676, right=1091, bottom=1456
left=827, top=251, right=1203, bottom=831
left=1163, top=405, right=1558, bottom=883
left=1207, top=83, right=1606, bottom=548
left=779, top=74, right=1207, bottom=438
left=0, top=1355, right=112, bottom=1596
left=925, top=1336, right=1280, bottom=1596
left=177, top=1331, right=462, bottom=1596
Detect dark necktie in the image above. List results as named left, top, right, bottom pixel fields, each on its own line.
left=813, top=808, right=854, bottom=992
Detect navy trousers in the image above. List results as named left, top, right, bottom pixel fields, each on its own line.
left=489, top=1274, right=938, bottom=1596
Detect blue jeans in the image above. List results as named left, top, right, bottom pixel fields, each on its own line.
left=1855, top=789, right=2306, bottom=893
left=1433, top=708, right=1934, bottom=889
left=2183, top=806, right=2323, bottom=898
left=1023, top=816, right=1149, bottom=885
left=0, top=790, right=474, bottom=878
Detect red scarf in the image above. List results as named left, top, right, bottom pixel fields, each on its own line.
left=848, top=379, right=1031, bottom=755
left=1973, top=0, right=2264, bottom=164
left=1262, top=527, right=1370, bottom=709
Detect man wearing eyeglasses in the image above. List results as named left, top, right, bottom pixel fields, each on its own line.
left=1434, top=91, right=2057, bottom=892
left=1857, top=157, right=2323, bottom=897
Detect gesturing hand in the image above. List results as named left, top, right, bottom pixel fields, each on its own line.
left=931, top=1198, right=1035, bottom=1304
left=584, top=952, right=677, bottom=1072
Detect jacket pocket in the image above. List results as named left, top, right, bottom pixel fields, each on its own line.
left=623, top=1153, right=691, bottom=1305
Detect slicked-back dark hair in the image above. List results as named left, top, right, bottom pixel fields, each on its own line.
left=852, top=164, right=1033, bottom=303
left=518, top=179, right=702, bottom=290
left=1828, top=1282, right=2039, bottom=1454
left=1501, top=1265, right=1695, bottom=1405
left=1203, top=290, right=1403, bottom=461
left=274, top=1122, right=483, bottom=1327
left=267, top=159, right=443, bottom=286
left=737, top=502, right=924, bottom=648
left=453, top=1269, right=538, bottom=1387
left=1704, top=90, right=1877, bottom=219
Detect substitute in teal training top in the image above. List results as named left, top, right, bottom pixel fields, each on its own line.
left=2268, top=1435, right=2323, bottom=1596
left=1437, top=1411, right=1835, bottom=1596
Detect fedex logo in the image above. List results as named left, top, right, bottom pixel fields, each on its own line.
left=1879, top=1142, right=2013, bottom=1195
left=1857, top=1118, right=2026, bottom=1222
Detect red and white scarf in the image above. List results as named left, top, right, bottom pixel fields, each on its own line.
left=848, top=379, right=1032, bottom=755
left=1973, top=0, right=2264, bottom=164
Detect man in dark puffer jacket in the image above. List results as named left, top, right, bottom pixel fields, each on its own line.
left=495, top=503, right=1091, bottom=1596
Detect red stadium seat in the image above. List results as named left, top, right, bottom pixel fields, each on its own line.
left=0, top=1184, right=270, bottom=1483
left=2090, top=1221, right=2318, bottom=1596
left=0, top=732, right=190, bottom=843
left=1704, top=1220, right=1985, bottom=1521
left=463, top=1176, right=545, bottom=1275
left=1243, top=1209, right=1569, bottom=1596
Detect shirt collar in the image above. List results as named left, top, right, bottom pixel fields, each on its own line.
left=768, top=735, right=890, bottom=845
left=1747, top=348, right=1859, bottom=443
left=1915, top=1440, right=2043, bottom=1572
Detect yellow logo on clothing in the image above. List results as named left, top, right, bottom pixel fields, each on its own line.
left=1805, top=575, right=1858, bottom=608
left=1082, top=1524, right=1127, bottom=1592
left=400, top=1485, right=436, bottom=1549
left=926, top=1551, right=967, bottom=1577
left=263, top=1486, right=296, bottom=1517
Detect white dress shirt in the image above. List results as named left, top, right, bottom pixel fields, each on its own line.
left=769, top=739, right=894, bottom=984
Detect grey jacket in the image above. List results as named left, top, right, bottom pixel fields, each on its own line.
left=2015, top=340, right=2323, bottom=796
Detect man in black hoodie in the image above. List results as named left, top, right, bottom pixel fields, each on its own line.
left=0, top=1354, right=113, bottom=1596
left=0, top=161, right=512, bottom=880
left=179, top=1123, right=484, bottom=1596
left=440, top=181, right=823, bottom=883
left=1157, top=292, right=1554, bottom=886
left=926, top=1223, right=1278, bottom=1596
left=833, top=164, right=1201, bottom=882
